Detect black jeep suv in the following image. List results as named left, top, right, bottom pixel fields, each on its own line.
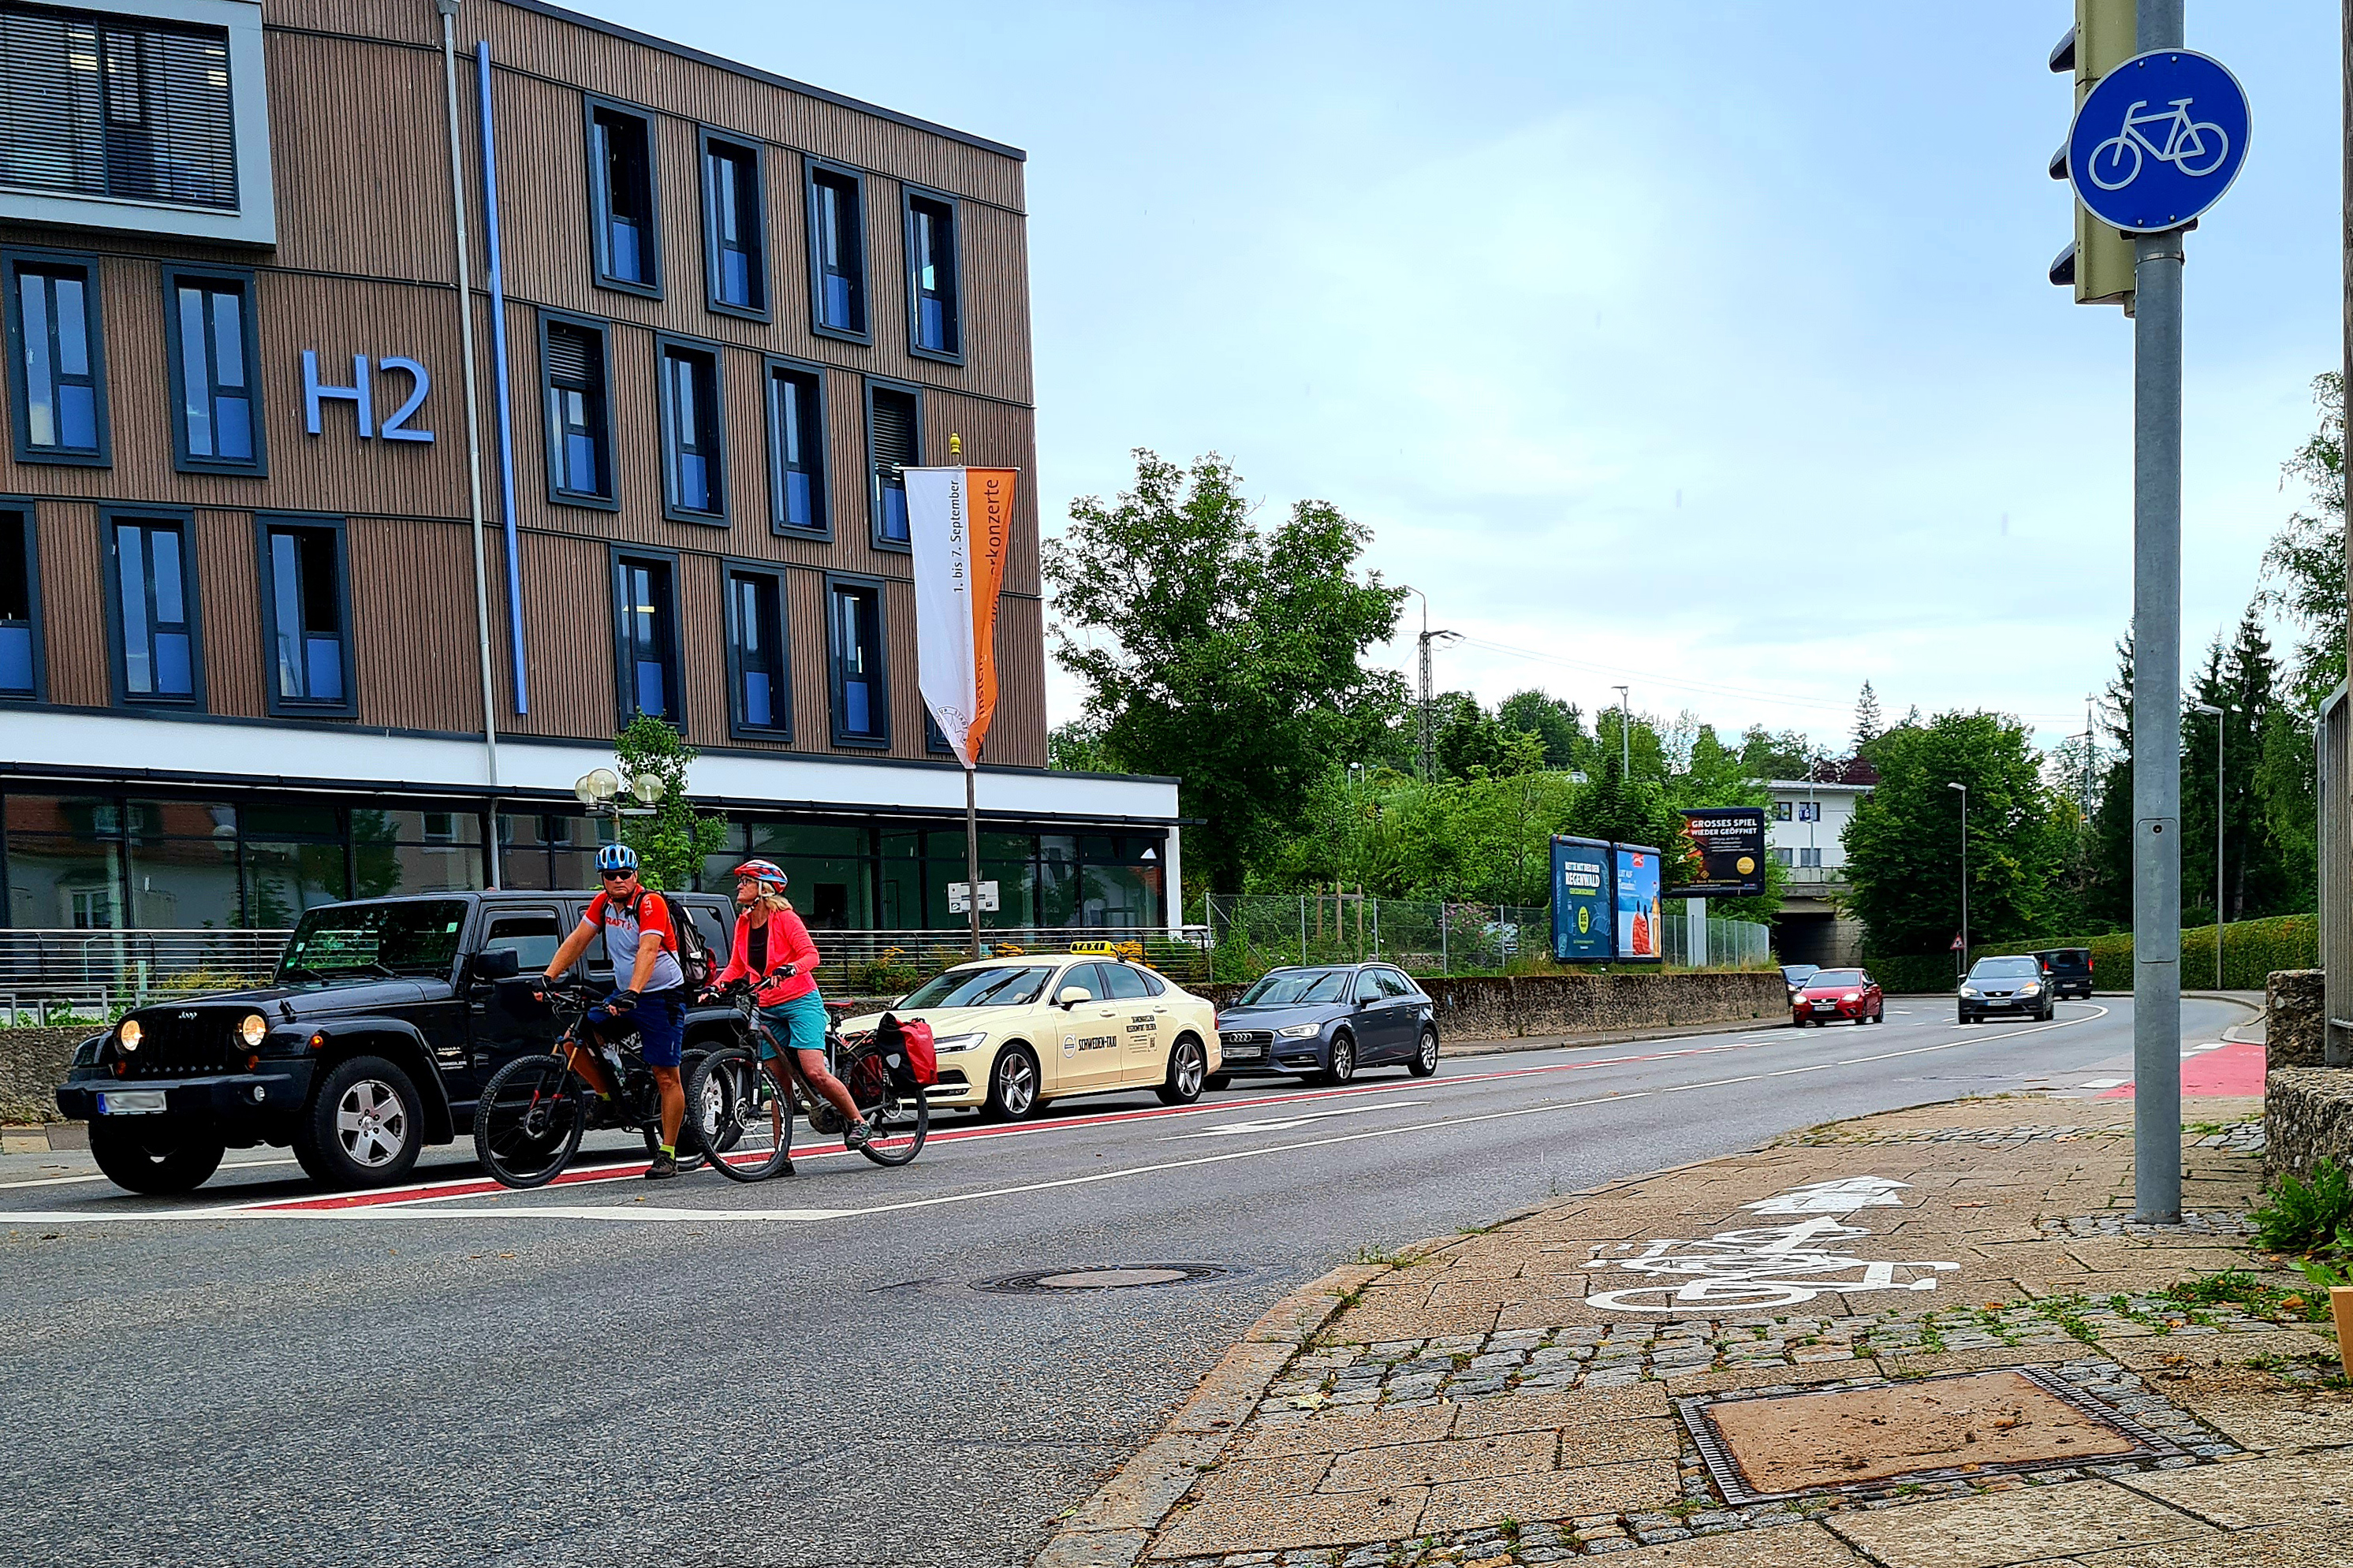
left=54, top=891, right=740, bottom=1194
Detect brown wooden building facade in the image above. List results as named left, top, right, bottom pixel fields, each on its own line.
left=0, top=0, right=1181, bottom=937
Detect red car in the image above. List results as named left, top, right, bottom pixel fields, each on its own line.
left=1792, top=967, right=1885, bottom=1026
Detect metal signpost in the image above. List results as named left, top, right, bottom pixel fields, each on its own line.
left=2062, top=9, right=2250, bottom=1222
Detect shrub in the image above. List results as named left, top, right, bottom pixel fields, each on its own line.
left=2251, top=1157, right=2353, bottom=1254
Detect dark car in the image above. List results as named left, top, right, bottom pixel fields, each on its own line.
left=1781, top=963, right=1821, bottom=1001
left=2034, top=948, right=2094, bottom=1000
left=55, top=890, right=742, bottom=1194
left=1792, top=967, right=1885, bottom=1026
left=1958, top=954, right=2055, bottom=1023
left=1214, top=963, right=1439, bottom=1086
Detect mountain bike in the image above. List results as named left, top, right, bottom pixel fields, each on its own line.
left=688, top=985, right=928, bottom=1181
left=472, top=981, right=719, bottom=1189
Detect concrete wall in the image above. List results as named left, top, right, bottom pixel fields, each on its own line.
left=2265, top=1067, right=2353, bottom=1180
left=2265, top=970, right=2325, bottom=1070
left=1, top=1026, right=89, bottom=1123
left=1202, top=970, right=1788, bottom=1043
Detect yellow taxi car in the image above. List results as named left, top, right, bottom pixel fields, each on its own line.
left=839, top=944, right=1221, bottom=1120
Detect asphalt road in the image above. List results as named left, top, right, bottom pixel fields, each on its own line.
left=0, top=994, right=2253, bottom=1568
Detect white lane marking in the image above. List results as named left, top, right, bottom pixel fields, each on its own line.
left=0, top=1153, right=300, bottom=1192
left=2079, top=1077, right=2131, bottom=1089
left=1162, top=1100, right=1425, bottom=1139
left=2, top=1007, right=2112, bottom=1227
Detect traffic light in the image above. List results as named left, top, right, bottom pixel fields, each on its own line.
left=2048, top=0, right=2138, bottom=310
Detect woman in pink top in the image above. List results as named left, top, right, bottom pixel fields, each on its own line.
left=709, top=859, right=870, bottom=1151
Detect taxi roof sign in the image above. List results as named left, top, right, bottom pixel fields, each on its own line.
left=1068, top=940, right=1121, bottom=955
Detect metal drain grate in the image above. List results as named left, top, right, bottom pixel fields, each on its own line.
left=974, top=1262, right=1237, bottom=1295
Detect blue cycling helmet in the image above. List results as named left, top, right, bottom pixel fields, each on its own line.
left=595, top=842, right=640, bottom=874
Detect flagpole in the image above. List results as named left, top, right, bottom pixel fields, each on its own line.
left=965, top=757, right=983, bottom=958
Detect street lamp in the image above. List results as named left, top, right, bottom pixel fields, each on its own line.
left=2191, top=702, right=2238, bottom=987
left=1946, top=781, right=1968, bottom=974
left=1612, top=684, right=1631, bottom=778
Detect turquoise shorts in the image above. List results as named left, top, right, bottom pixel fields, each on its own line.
left=755, top=993, right=830, bottom=1064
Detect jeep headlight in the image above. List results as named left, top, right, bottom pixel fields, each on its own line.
left=238, top=1014, right=268, bottom=1049
left=116, top=1019, right=142, bottom=1052
left=1276, top=1022, right=1322, bottom=1038
left=931, top=1032, right=986, bottom=1054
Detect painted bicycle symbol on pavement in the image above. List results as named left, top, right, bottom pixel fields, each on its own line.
left=2086, top=97, right=2229, bottom=191
left=1582, top=1177, right=1958, bottom=1314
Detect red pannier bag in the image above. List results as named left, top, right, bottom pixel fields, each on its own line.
left=875, top=1013, right=938, bottom=1089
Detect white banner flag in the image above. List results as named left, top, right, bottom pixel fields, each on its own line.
left=908, top=467, right=979, bottom=765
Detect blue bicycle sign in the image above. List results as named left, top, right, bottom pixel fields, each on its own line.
left=2067, top=50, right=2250, bottom=233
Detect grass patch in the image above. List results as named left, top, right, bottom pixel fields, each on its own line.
left=2164, top=1269, right=2333, bottom=1324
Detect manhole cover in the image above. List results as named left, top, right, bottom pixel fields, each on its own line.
left=974, top=1263, right=1236, bottom=1294
left=1679, top=1368, right=2184, bottom=1504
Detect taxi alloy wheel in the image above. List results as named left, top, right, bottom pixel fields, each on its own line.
left=1158, top=1036, right=1207, bottom=1106
left=984, top=1045, right=1040, bottom=1121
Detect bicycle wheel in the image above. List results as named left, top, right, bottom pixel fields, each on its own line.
left=841, top=1045, right=928, bottom=1167
left=640, top=1056, right=708, bottom=1174
left=687, top=1045, right=795, bottom=1183
left=473, top=1054, right=589, bottom=1190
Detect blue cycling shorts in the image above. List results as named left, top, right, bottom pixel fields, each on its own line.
left=590, top=988, right=685, bottom=1068
left=755, top=992, right=830, bottom=1064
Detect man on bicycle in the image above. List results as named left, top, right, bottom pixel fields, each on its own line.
left=707, top=859, right=872, bottom=1152
left=537, top=843, right=692, bottom=1179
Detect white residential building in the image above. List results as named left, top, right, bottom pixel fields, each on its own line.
left=1766, top=778, right=1873, bottom=966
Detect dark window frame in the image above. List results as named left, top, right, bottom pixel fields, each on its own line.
left=722, top=557, right=792, bottom=743
left=584, top=95, right=662, bottom=299
left=803, top=157, right=871, bottom=344
left=823, top=570, right=889, bottom=748
left=697, top=126, right=769, bottom=322
left=2, top=246, right=111, bottom=467
left=253, top=512, right=356, bottom=719
left=159, top=264, right=264, bottom=477
left=763, top=352, right=830, bottom=539
left=536, top=309, right=617, bottom=511
left=923, top=710, right=956, bottom=758
left=863, top=375, right=922, bottom=553
left=609, top=545, right=685, bottom=732
left=0, top=500, right=45, bottom=703
left=99, top=505, right=206, bottom=711
left=901, top=186, right=964, bottom=364
left=654, top=332, right=728, bottom=527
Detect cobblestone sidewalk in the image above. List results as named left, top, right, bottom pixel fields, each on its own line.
left=1033, top=1095, right=2351, bottom=1568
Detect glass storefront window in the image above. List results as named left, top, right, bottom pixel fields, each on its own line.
left=241, top=803, right=341, bottom=840
left=1079, top=864, right=1154, bottom=928
left=129, top=834, right=241, bottom=927
left=753, top=822, right=870, bottom=858
left=6, top=832, right=123, bottom=927
left=384, top=842, right=487, bottom=894
left=243, top=841, right=349, bottom=926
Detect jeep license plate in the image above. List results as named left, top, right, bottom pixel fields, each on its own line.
left=99, top=1090, right=167, bottom=1115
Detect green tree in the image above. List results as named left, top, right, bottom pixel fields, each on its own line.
left=613, top=714, right=730, bottom=892
left=1043, top=450, right=1407, bottom=893
left=1496, top=689, right=1590, bottom=770
left=2261, top=371, right=2345, bottom=707
left=1844, top=710, right=2069, bottom=955
left=1852, top=681, right=1884, bottom=757
left=1737, top=724, right=1815, bottom=782
left=2082, top=636, right=2135, bottom=931
left=1048, top=717, right=1118, bottom=773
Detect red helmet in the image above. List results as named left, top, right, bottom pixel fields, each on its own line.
left=730, top=858, right=789, bottom=894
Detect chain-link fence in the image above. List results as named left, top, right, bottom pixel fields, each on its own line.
left=1206, top=894, right=1771, bottom=981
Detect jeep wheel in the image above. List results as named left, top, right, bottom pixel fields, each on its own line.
left=293, top=1056, right=423, bottom=1189
left=88, top=1119, right=225, bottom=1195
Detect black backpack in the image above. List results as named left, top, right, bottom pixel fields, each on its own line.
left=627, top=890, right=716, bottom=992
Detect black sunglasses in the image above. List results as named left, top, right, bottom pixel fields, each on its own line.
left=599, top=870, right=633, bottom=881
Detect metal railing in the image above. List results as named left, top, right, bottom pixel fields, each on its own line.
left=1204, top=893, right=1771, bottom=979
left=0, top=928, right=292, bottom=1013
left=808, top=926, right=1214, bottom=987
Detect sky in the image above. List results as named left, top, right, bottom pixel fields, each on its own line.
left=587, top=0, right=2344, bottom=756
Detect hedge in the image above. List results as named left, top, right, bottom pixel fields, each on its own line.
left=1867, top=912, right=2318, bottom=995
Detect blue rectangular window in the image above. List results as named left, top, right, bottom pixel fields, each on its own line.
left=7, top=255, right=107, bottom=464
left=766, top=360, right=827, bottom=535
left=588, top=101, right=659, bottom=294
left=827, top=579, right=886, bottom=744
left=658, top=341, right=724, bottom=523
left=865, top=382, right=919, bottom=547
left=613, top=553, right=680, bottom=725
left=701, top=132, right=766, bottom=316
left=541, top=316, right=612, bottom=504
left=168, top=271, right=260, bottom=474
left=727, top=567, right=789, bottom=737
left=806, top=162, right=867, bottom=340
left=110, top=515, right=197, bottom=703
left=1, top=509, right=37, bottom=698
left=904, top=192, right=961, bottom=360
left=259, top=520, right=350, bottom=712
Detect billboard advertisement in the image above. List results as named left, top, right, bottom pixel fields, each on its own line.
left=1614, top=844, right=1662, bottom=961
left=1550, top=836, right=1613, bottom=962
left=1680, top=807, right=1766, bottom=897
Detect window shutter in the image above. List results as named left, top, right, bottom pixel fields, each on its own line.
left=870, top=392, right=915, bottom=478
left=0, top=6, right=238, bottom=210
left=544, top=322, right=599, bottom=387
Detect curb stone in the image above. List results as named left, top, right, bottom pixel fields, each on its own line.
left=1030, top=1261, right=1389, bottom=1566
